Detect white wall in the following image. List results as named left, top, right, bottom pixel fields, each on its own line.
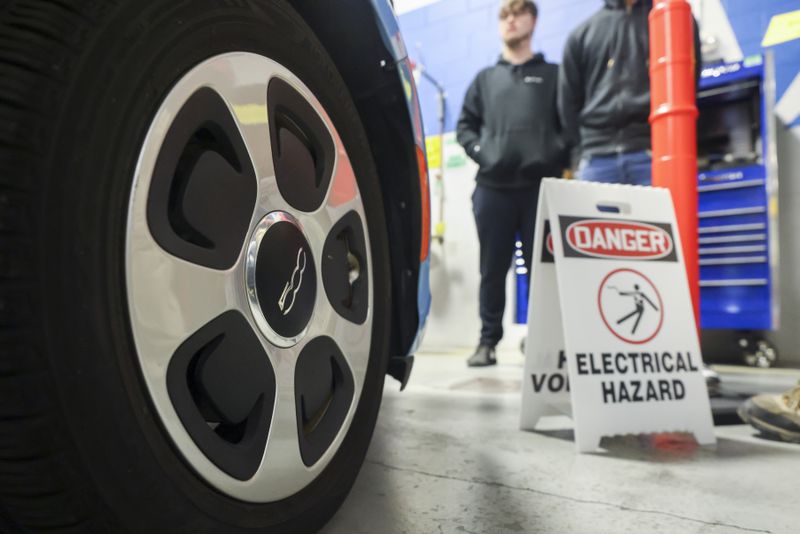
left=688, top=0, right=744, bottom=63
left=421, top=135, right=529, bottom=353
left=393, top=0, right=443, bottom=15
left=769, top=118, right=800, bottom=361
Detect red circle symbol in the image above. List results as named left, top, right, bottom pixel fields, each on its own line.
left=597, top=268, right=664, bottom=345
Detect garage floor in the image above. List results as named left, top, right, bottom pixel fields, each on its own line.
left=323, top=351, right=799, bottom=534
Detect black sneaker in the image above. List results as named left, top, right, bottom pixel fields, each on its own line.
left=738, top=385, right=800, bottom=443
left=467, top=345, right=496, bottom=367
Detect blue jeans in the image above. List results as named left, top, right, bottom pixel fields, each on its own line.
left=578, top=150, right=652, bottom=186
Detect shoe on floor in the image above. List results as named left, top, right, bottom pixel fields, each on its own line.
left=738, top=385, right=800, bottom=443
left=467, top=345, right=496, bottom=367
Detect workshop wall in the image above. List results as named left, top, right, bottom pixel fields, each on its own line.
left=400, top=0, right=800, bottom=136
left=399, top=0, right=800, bottom=362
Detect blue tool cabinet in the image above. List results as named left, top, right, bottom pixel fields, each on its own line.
left=697, top=52, right=780, bottom=331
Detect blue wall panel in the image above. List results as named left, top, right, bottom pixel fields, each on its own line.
left=723, top=0, right=800, bottom=99
left=399, top=0, right=598, bottom=134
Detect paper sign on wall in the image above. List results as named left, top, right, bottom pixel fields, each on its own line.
left=520, top=179, right=716, bottom=452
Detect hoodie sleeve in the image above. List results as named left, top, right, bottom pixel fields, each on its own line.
left=550, top=65, right=571, bottom=171
left=456, top=74, right=484, bottom=163
left=692, top=15, right=702, bottom=85
left=558, top=32, right=584, bottom=166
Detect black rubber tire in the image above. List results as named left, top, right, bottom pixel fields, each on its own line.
left=0, top=1, right=391, bottom=532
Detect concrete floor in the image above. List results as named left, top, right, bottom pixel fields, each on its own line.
left=323, top=351, right=800, bottom=534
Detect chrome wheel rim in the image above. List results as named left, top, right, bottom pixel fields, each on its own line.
left=126, top=53, right=373, bottom=503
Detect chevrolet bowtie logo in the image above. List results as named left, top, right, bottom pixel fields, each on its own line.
left=278, top=248, right=307, bottom=316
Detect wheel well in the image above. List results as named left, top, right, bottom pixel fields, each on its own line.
left=292, top=0, right=424, bottom=358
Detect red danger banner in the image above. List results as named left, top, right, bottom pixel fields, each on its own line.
left=559, top=216, right=678, bottom=262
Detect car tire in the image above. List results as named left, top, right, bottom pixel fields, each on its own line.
left=0, top=1, right=390, bottom=532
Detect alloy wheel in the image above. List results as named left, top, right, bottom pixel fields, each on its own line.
left=126, top=53, right=373, bottom=503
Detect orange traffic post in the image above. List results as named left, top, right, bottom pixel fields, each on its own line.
left=649, top=0, right=700, bottom=328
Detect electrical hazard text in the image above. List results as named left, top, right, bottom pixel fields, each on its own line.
left=576, top=351, right=700, bottom=404
left=530, top=351, right=570, bottom=394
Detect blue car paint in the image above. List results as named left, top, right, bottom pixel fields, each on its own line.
left=370, top=0, right=408, bottom=62
left=369, top=0, right=432, bottom=355
left=411, top=258, right=432, bottom=353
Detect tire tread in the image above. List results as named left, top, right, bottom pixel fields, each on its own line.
left=0, top=1, right=106, bottom=532
left=0, top=1, right=391, bottom=532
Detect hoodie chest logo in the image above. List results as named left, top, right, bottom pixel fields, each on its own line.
left=524, top=76, right=543, bottom=84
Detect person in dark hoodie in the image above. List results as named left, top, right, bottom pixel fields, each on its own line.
left=558, top=0, right=701, bottom=185
left=457, top=0, right=566, bottom=367
left=557, top=1, right=724, bottom=391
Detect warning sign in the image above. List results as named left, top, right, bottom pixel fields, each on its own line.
left=559, top=217, right=677, bottom=261
left=521, top=219, right=571, bottom=422
left=520, top=180, right=715, bottom=452
left=598, top=268, right=664, bottom=344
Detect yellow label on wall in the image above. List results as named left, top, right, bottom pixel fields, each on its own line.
left=425, top=135, right=442, bottom=170
left=763, top=10, right=800, bottom=47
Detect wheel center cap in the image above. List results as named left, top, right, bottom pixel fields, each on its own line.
left=246, top=212, right=316, bottom=347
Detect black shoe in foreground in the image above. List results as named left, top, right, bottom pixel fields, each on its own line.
left=467, top=345, right=497, bottom=367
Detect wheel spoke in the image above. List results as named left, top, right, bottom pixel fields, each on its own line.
left=207, top=57, right=279, bottom=181
left=127, top=228, right=236, bottom=371
left=204, top=56, right=285, bottom=220
left=300, top=121, right=368, bottom=248
left=248, top=354, right=308, bottom=492
left=295, top=139, right=371, bottom=327
left=325, top=139, right=365, bottom=222
left=246, top=284, right=370, bottom=494
left=248, top=327, right=366, bottom=497
left=305, top=289, right=372, bottom=392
